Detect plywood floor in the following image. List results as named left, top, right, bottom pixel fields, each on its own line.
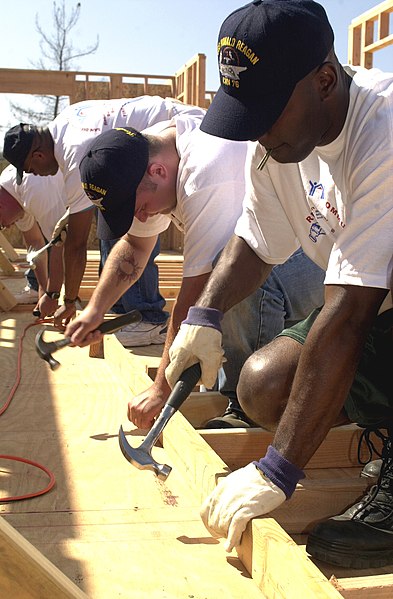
left=0, top=312, right=265, bottom=598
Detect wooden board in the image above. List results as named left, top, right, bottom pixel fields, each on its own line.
left=1, top=248, right=392, bottom=598
left=0, top=312, right=265, bottom=598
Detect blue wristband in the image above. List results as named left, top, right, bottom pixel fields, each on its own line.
left=183, top=306, right=224, bottom=332
left=254, top=445, right=304, bottom=499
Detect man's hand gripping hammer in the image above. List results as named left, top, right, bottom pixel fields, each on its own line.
left=119, top=363, right=201, bottom=480
left=35, top=309, right=142, bottom=370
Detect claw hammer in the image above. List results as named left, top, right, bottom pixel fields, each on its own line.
left=119, top=363, right=201, bottom=480
left=35, top=309, right=142, bottom=370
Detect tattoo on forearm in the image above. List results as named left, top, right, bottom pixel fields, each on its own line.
left=113, top=249, right=143, bottom=285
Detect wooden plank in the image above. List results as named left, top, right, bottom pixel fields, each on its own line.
left=0, top=312, right=266, bottom=599
left=200, top=424, right=382, bottom=471
left=0, top=232, right=19, bottom=261
left=162, top=410, right=230, bottom=504
left=0, top=516, right=88, bottom=599
left=0, top=249, right=15, bottom=276
left=0, top=281, right=17, bottom=311
left=333, top=574, right=393, bottom=598
left=237, top=518, right=343, bottom=598
left=3, top=310, right=393, bottom=597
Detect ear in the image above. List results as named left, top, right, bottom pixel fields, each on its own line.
left=32, top=149, right=45, bottom=160
left=146, top=161, right=167, bottom=182
left=317, top=63, right=337, bottom=100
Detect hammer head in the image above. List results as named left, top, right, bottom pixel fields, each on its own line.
left=118, top=426, right=172, bottom=480
left=35, top=329, right=70, bottom=370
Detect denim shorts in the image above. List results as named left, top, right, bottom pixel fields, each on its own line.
left=278, top=308, right=393, bottom=427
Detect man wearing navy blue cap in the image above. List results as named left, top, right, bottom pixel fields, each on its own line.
left=3, top=97, right=205, bottom=342
left=165, top=0, right=393, bottom=568
left=64, top=118, right=325, bottom=433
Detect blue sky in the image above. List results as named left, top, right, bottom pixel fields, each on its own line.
left=1, top=0, right=392, bottom=139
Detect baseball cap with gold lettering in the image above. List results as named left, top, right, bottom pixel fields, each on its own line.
left=80, top=127, right=149, bottom=240
left=200, top=0, right=334, bottom=141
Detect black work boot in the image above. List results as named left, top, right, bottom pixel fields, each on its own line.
left=307, top=427, right=393, bottom=568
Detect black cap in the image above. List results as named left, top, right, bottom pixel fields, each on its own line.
left=80, top=127, right=149, bottom=240
left=201, top=0, right=334, bottom=141
left=3, top=123, right=37, bottom=184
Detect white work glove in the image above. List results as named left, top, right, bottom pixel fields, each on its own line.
left=201, top=463, right=286, bottom=552
left=166, top=307, right=225, bottom=389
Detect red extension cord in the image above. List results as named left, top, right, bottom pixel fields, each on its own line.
left=0, top=319, right=56, bottom=503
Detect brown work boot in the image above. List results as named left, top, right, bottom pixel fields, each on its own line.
left=203, top=408, right=258, bottom=429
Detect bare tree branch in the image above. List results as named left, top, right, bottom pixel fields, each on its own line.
left=11, top=1, right=99, bottom=123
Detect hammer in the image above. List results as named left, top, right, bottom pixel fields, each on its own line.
left=35, top=309, right=142, bottom=370
left=26, top=208, right=70, bottom=268
left=119, top=362, right=201, bottom=480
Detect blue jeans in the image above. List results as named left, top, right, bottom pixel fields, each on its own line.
left=218, top=247, right=326, bottom=412
left=100, top=237, right=169, bottom=324
left=26, top=238, right=50, bottom=291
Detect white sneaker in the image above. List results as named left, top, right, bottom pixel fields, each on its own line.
left=14, top=286, right=39, bottom=304
left=115, top=321, right=168, bottom=347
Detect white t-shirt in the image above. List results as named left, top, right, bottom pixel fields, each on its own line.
left=48, top=96, right=206, bottom=215
left=0, top=165, right=66, bottom=240
left=235, top=66, right=393, bottom=306
left=129, top=116, right=249, bottom=277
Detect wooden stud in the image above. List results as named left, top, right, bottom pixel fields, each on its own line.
left=0, top=249, right=16, bottom=276
left=0, top=281, right=17, bottom=311
left=0, top=232, right=19, bottom=261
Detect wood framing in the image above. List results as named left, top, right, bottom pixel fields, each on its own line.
left=348, top=0, right=393, bottom=67
left=0, top=246, right=392, bottom=597
left=0, top=54, right=209, bottom=110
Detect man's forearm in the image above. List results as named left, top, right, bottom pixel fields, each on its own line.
left=88, top=236, right=152, bottom=317
left=197, top=235, right=273, bottom=312
left=47, top=246, right=64, bottom=293
left=64, top=242, right=86, bottom=300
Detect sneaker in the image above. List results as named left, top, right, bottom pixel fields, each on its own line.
left=115, top=321, right=167, bottom=347
left=306, top=428, right=393, bottom=569
left=14, top=286, right=39, bottom=304
left=204, top=408, right=258, bottom=429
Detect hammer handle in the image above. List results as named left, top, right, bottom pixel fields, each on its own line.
left=55, top=310, right=142, bottom=347
left=97, top=310, right=142, bottom=335
left=167, top=363, right=201, bottom=411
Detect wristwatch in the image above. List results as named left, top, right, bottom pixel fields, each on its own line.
left=63, top=296, right=80, bottom=304
left=45, top=290, right=61, bottom=300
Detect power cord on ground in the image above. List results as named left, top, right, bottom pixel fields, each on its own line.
left=0, top=318, right=56, bottom=503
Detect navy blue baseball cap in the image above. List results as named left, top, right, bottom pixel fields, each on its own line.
left=3, top=123, right=37, bottom=184
left=201, top=0, right=334, bottom=141
left=80, top=127, right=149, bottom=240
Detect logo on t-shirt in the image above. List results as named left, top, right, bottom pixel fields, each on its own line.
left=309, top=180, right=325, bottom=200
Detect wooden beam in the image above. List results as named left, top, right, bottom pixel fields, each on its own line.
left=0, top=281, right=17, bottom=311
left=0, top=232, right=19, bottom=261
left=237, top=518, right=343, bottom=598
left=0, top=249, right=16, bottom=276
left=348, top=0, right=393, bottom=67
left=0, top=517, right=88, bottom=599
left=200, top=424, right=382, bottom=471
left=162, top=410, right=230, bottom=503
